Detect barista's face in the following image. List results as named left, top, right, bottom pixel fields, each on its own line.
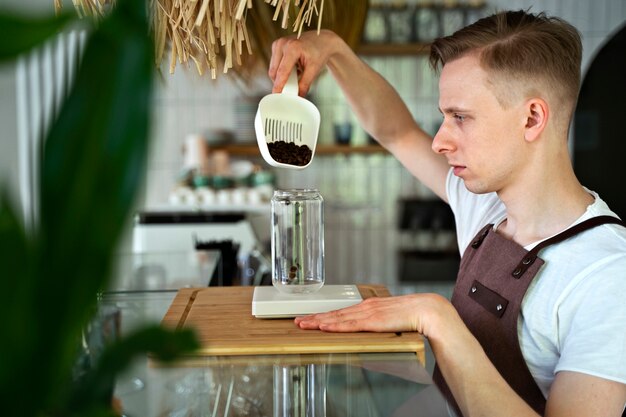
left=432, top=54, right=529, bottom=195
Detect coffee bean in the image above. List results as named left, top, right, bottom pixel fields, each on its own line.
left=268, top=141, right=312, bottom=166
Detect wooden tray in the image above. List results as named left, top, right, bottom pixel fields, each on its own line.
left=161, top=285, right=424, bottom=360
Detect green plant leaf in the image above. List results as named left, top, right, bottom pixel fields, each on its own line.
left=0, top=11, right=76, bottom=61
left=0, top=2, right=204, bottom=416
left=37, top=0, right=154, bottom=408
left=0, top=189, right=29, bottom=302
left=0, top=0, right=155, bottom=414
left=0, top=190, right=38, bottom=400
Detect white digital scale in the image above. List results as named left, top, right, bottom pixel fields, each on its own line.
left=252, top=285, right=363, bottom=318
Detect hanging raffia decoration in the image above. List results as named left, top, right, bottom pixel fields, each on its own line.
left=54, top=0, right=326, bottom=79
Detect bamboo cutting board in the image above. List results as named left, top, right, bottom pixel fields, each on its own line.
left=162, top=285, right=424, bottom=359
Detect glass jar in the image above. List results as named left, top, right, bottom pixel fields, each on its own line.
left=271, top=189, right=324, bottom=294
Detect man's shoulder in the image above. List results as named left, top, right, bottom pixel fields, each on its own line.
left=544, top=220, right=626, bottom=268
left=536, top=220, right=626, bottom=311
left=573, top=191, right=626, bottom=254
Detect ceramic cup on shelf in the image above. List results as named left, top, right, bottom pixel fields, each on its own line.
left=333, top=122, right=352, bottom=145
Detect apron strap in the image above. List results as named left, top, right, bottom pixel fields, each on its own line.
left=512, top=215, right=625, bottom=279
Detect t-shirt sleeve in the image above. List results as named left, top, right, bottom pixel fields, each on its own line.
left=555, top=255, right=626, bottom=384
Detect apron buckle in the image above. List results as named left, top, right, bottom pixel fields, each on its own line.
left=471, top=226, right=491, bottom=249
left=512, top=255, right=537, bottom=278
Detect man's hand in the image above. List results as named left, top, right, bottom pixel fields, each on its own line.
left=294, top=292, right=456, bottom=339
left=269, top=29, right=341, bottom=97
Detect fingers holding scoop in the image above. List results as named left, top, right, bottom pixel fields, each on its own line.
left=268, top=34, right=326, bottom=97
left=269, top=37, right=309, bottom=96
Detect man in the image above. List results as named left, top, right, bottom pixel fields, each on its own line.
left=268, top=10, right=626, bottom=417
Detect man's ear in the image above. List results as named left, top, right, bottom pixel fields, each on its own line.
left=524, top=98, right=549, bottom=142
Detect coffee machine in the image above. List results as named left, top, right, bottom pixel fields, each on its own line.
left=130, top=208, right=270, bottom=289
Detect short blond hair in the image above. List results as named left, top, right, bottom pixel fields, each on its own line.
left=430, top=10, right=582, bottom=128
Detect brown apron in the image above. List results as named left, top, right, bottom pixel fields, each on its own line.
left=433, top=215, right=625, bottom=416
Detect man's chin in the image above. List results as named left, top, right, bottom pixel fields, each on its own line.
left=462, top=180, right=491, bottom=195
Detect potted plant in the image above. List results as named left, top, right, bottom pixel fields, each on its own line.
left=0, top=1, right=199, bottom=415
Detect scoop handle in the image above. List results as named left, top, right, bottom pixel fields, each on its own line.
left=282, top=68, right=299, bottom=96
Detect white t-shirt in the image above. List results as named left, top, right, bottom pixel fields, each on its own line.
left=445, top=169, right=626, bottom=398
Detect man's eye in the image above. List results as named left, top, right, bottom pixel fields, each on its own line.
left=454, top=114, right=465, bottom=122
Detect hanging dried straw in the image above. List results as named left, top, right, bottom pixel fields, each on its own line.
left=244, top=0, right=367, bottom=85
left=55, top=0, right=326, bottom=79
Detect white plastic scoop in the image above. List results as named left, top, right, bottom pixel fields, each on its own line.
left=255, top=68, right=320, bottom=170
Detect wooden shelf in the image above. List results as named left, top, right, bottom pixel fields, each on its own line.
left=212, top=144, right=262, bottom=156
left=213, top=144, right=389, bottom=156
left=357, top=43, right=431, bottom=56
left=315, top=144, right=388, bottom=154
left=357, top=0, right=487, bottom=56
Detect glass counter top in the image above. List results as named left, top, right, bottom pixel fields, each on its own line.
left=99, top=290, right=449, bottom=417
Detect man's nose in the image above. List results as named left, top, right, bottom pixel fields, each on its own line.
left=431, top=123, right=453, bottom=154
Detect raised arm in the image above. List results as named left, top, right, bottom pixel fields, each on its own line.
left=269, top=30, right=450, bottom=201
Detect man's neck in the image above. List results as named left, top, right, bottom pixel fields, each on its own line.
left=495, top=158, right=594, bottom=247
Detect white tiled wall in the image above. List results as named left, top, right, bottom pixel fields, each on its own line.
left=135, top=0, right=625, bottom=295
